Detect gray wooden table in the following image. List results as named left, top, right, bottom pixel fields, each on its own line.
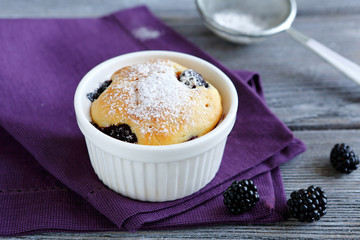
left=2, top=0, right=360, bottom=239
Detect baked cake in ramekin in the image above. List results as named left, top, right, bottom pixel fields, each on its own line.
left=74, top=51, right=238, bottom=202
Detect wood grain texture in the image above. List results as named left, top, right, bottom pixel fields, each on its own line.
left=1, top=0, right=360, bottom=18
left=1, top=0, right=360, bottom=239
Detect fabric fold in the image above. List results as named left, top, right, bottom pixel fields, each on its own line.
left=0, top=6, right=305, bottom=236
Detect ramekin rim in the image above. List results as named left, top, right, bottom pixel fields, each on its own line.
left=74, top=50, right=238, bottom=152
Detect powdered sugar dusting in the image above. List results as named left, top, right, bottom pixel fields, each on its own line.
left=213, top=10, right=264, bottom=33
left=103, top=60, right=197, bottom=135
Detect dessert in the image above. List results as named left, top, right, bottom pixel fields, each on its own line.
left=75, top=51, right=238, bottom=201
left=88, top=59, right=222, bottom=145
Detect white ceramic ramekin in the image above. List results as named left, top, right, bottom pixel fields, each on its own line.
left=74, top=50, right=238, bottom=202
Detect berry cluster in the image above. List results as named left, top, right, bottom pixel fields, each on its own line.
left=330, top=143, right=359, bottom=173
left=287, top=185, right=327, bottom=222
left=92, top=123, right=138, bottom=144
left=178, top=69, right=209, bottom=89
left=223, top=179, right=260, bottom=214
left=87, top=80, right=112, bottom=102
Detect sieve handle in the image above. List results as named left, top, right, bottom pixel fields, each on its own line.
left=287, top=27, right=360, bottom=85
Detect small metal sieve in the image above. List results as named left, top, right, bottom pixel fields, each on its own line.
left=196, top=0, right=360, bottom=84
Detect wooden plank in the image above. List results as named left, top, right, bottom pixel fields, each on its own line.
left=297, top=0, right=360, bottom=16
left=0, top=0, right=197, bottom=18
left=1, top=0, right=360, bottom=18
left=3, top=130, right=360, bottom=239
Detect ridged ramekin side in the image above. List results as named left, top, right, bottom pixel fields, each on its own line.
left=85, top=137, right=227, bottom=202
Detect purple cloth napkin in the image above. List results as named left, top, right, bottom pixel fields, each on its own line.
left=0, top=6, right=306, bottom=236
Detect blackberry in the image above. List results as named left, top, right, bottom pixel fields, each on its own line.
left=223, top=179, right=260, bottom=214
left=287, top=185, right=327, bottom=222
left=87, top=80, right=112, bottom=102
left=92, top=123, right=138, bottom=143
left=330, top=143, right=359, bottom=173
left=178, top=69, right=209, bottom=89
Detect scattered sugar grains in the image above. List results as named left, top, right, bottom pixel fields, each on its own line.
left=132, top=27, right=161, bottom=41
left=104, top=60, right=198, bottom=135
left=213, top=10, right=263, bottom=33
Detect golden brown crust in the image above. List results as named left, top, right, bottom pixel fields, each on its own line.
left=90, top=59, right=222, bottom=145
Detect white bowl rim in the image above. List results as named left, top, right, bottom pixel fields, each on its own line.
left=74, top=50, right=238, bottom=161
